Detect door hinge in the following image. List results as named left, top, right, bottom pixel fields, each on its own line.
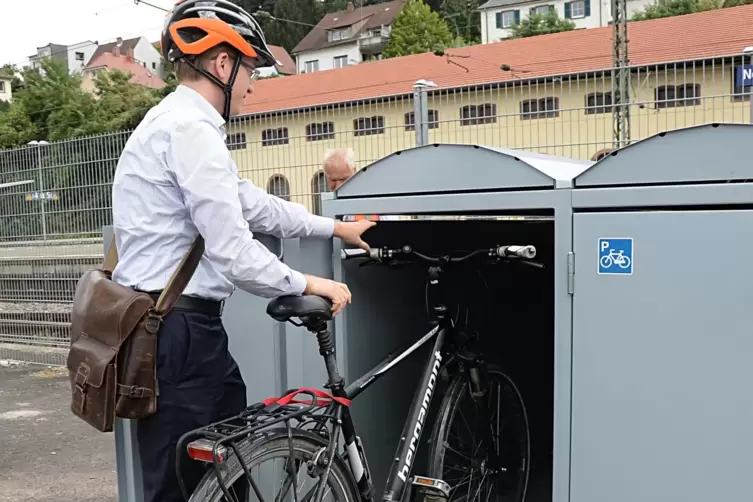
left=567, top=252, right=575, bottom=295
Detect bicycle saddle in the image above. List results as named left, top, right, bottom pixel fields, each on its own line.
left=266, top=295, right=333, bottom=323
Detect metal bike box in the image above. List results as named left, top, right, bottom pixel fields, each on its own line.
left=114, top=123, right=753, bottom=502
left=319, top=144, right=589, bottom=502
left=568, top=123, right=753, bottom=502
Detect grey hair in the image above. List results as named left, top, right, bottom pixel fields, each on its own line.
left=323, top=148, right=355, bottom=170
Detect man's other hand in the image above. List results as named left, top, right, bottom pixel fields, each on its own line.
left=303, top=275, right=352, bottom=316
left=334, top=220, right=376, bottom=250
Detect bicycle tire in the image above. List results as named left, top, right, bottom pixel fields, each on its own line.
left=427, top=364, right=531, bottom=502
left=188, top=428, right=360, bottom=502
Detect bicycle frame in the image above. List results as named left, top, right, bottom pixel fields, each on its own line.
left=317, top=264, right=464, bottom=502
left=331, top=319, right=450, bottom=502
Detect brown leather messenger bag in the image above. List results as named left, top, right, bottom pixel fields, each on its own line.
left=66, top=234, right=204, bottom=432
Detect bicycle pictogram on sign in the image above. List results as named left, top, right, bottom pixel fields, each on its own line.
left=598, top=238, right=633, bottom=275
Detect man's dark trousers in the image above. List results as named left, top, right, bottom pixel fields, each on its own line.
left=137, top=307, right=247, bottom=502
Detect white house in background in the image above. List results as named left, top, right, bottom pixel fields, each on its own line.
left=479, top=0, right=652, bottom=43
left=291, top=0, right=406, bottom=74
left=90, top=37, right=166, bottom=79
left=0, top=71, right=12, bottom=102
left=28, top=41, right=97, bottom=73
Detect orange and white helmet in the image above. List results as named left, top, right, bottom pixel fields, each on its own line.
left=160, top=0, right=278, bottom=119
left=161, top=0, right=276, bottom=68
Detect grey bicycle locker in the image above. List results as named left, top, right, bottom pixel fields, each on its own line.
left=114, top=123, right=753, bottom=502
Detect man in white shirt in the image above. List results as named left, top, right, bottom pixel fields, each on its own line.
left=110, top=2, right=374, bottom=500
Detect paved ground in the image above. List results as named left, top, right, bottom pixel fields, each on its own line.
left=0, top=363, right=117, bottom=502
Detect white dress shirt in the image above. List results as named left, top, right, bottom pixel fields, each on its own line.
left=111, top=85, right=334, bottom=301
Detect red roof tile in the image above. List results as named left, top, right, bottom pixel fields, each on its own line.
left=85, top=53, right=166, bottom=89
left=269, top=45, right=296, bottom=75
left=242, top=5, right=753, bottom=117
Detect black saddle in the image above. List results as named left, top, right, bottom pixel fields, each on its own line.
left=266, top=295, right=333, bottom=324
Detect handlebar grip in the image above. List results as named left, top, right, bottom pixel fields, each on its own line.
left=341, top=248, right=370, bottom=260
left=497, top=245, right=537, bottom=259
left=340, top=248, right=383, bottom=260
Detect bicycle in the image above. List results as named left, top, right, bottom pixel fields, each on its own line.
left=177, top=243, right=543, bottom=502
left=600, top=249, right=630, bottom=269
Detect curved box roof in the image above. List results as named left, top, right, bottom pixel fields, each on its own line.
left=334, top=143, right=593, bottom=198
left=576, top=123, right=753, bottom=187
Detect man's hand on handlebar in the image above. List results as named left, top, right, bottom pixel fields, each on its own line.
left=334, top=220, right=376, bottom=250
left=303, top=275, right=352, bottom=316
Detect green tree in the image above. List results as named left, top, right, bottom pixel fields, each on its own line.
left=1, top=58, right=102, bottom=144
left=508, top=9, right=576, bottom=38
left=92, top=70, right=162, bottom=131
left=628, top=0, right=750, bottom=19
left=631, top=0, right=702, bottom=19
left=383, top=0, right=456, bottom=58
left=0, top=104, right=35, bottom=148
left=440, top=0, right=482, bottom=44
left=231, top=0, right=319, bottom=53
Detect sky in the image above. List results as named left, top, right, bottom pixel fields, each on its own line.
left=0, top=0, right=171, bottom=68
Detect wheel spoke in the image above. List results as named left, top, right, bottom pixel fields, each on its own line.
left=435, top=368, right=530, bottom=502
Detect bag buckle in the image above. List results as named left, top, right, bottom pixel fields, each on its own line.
left=74, top=364, right=90, bottom=391
left=73, top=364, right=90, bottom=414
left=145, top=309, right=162, bottom=334
left=118, top=384, right=152, bottom=399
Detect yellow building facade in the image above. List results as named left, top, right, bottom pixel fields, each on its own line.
left=228, top=59, right=751, bottom=213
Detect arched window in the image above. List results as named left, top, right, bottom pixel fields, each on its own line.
left=267, top=174, right=290, bottom=201
left=311, top=171, right=329, bottom=216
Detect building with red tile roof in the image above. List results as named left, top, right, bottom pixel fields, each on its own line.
left=241, top=5, right=753, bottom=117
left=81, top=45, right=166, bottom=93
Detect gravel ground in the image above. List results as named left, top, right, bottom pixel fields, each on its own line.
left=0, top=302, right=72, bottom=314
left=0, top=362, right=117, bottom=502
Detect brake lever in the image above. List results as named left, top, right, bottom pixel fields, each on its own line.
left=385, top=258, right=412, bottom=269
left=520, top=259, right=545, bottom=269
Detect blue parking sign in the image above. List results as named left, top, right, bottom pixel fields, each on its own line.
left=736, top=65, right=753, bottom=88
left=598, top=238, right=633, bottom=275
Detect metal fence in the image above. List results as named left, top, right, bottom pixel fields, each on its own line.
left=1, top=53, right=752, bottom=364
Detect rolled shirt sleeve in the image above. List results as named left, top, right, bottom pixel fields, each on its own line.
left=168, top=120, right=307, bottom=298
left=237, top=177, right=334, bottom=239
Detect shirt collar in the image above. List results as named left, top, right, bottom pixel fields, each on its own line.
left=173, top=84, right=226, bottom=130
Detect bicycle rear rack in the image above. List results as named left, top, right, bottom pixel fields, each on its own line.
left=175, top=389, right=344, bottom=502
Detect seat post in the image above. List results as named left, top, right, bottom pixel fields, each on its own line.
left=308, top=320, right=343, bottom=390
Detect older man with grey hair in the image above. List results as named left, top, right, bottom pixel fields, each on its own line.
left=323, top=148, right=401, bottom=221
left=323, top=148, right=357, bottom=191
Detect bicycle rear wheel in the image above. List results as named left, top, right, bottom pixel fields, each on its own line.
left=188, top=428, right=360, bottom=502
left=427, top=364, right=530, bottom=502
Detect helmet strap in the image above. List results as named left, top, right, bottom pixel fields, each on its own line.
left=183, top=55, right=243, bottom=123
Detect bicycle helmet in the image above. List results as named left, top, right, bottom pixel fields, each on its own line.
left=161, top=0, right=278, bottom=120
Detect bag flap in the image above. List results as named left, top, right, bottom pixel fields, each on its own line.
left=67, top=334, right=118, bottom=389
left=71, top=269, right=154, bottom=348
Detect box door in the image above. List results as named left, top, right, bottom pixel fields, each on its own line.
left=224, top=235, right=333, bottom=404
left=571, top=210, right=753, bottom=502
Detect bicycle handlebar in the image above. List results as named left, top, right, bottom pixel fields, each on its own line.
left=340, top=244, right=541, bottom=266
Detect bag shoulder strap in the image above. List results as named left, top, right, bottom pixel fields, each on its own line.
left=103, top=234, right=205, bottom=316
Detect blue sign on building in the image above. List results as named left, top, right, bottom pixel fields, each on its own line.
left=598, top=238, right=633, bottom=275
left=735, top=65, right=753, bottom=88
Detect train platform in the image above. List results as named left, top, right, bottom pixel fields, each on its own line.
left=0, top=363, right=116, bottom=502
